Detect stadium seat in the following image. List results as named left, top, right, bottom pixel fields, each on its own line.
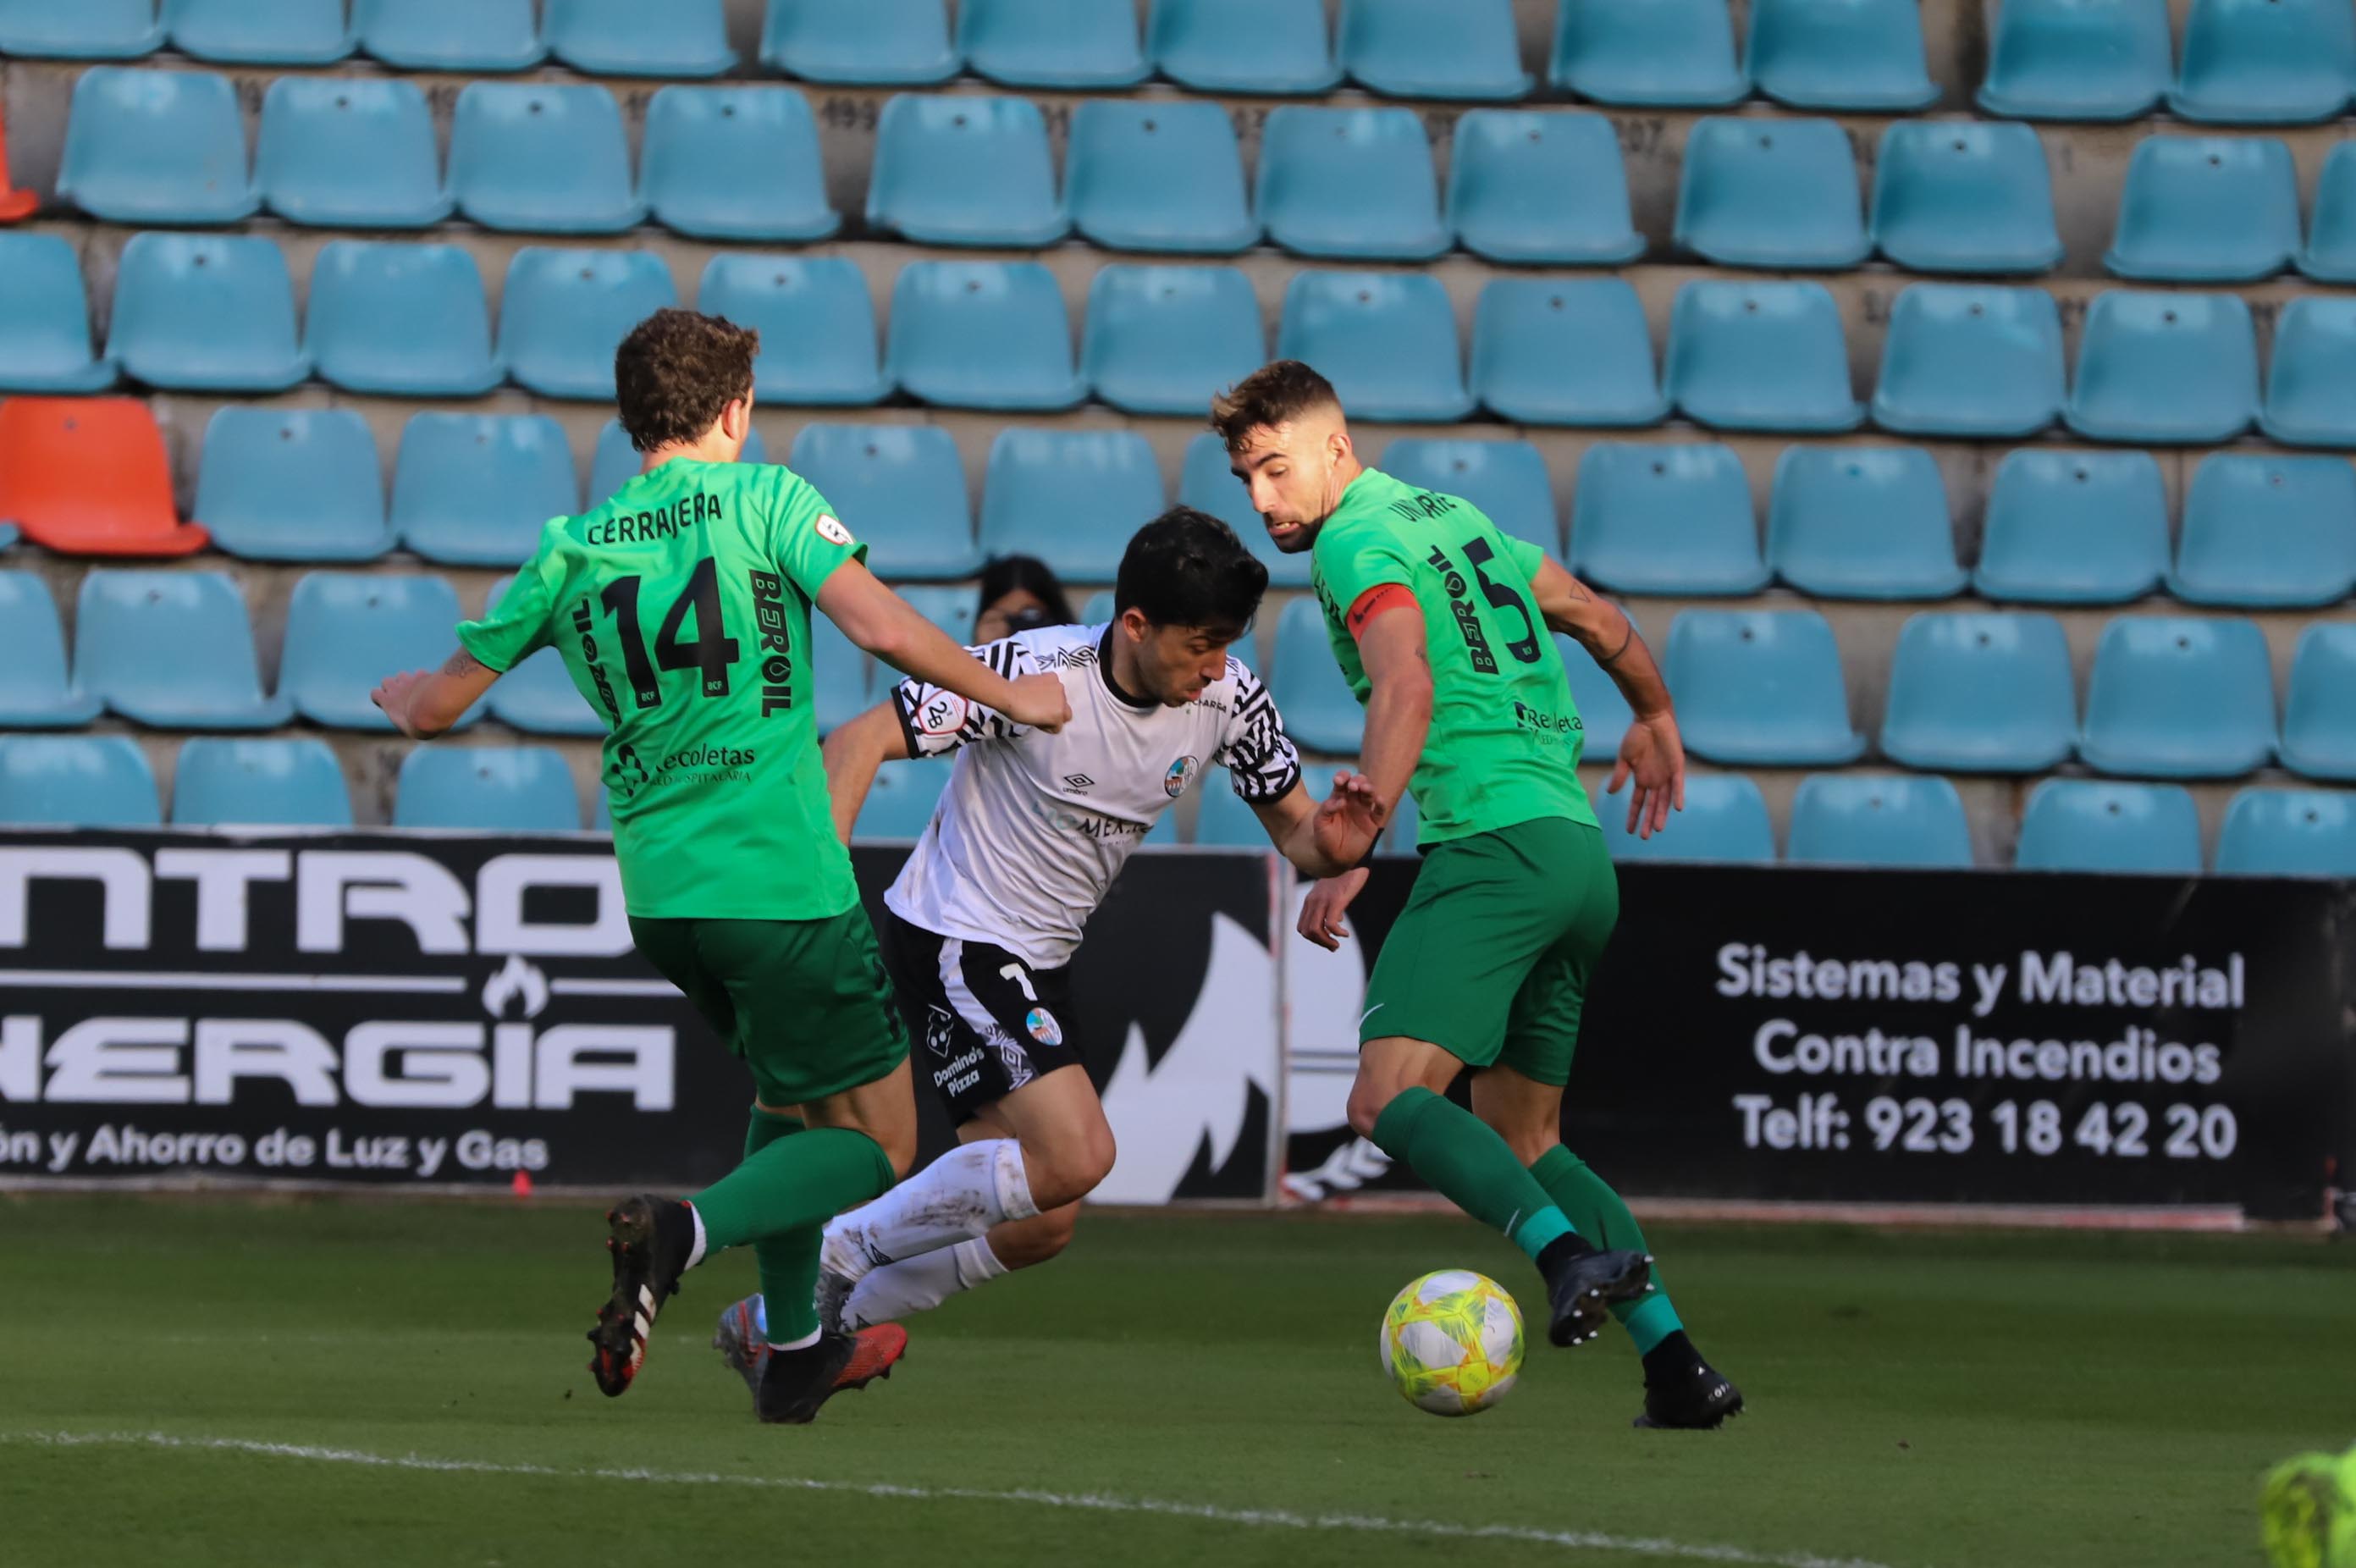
left=589, top=422, right=767, bottom=507
left=979, top=429, right=1163, bottom=584
left=0, top=573, right=101, bottom=727
left=1178, top=433, right=1309, bottom=590
left=1666, top=609, right=1865, bottom=766
left=1675, top=116, right=1868, bottom=269
left=306, top=241, right=500, bottom=398
left=1083, top=265, right=1263, bottom=417
left=1148, top=0, right=1339, bottom=94
left=1548, top=0, right=1746, bottom=107
left=1870, top=120, right=2061, bottom=274
left=1191, top=777, right=1267, bottom=848
left=396, top=748, right=579, bottom=833
left=866, top=95, right=1066, bottom=248
left=958, top=0, right=1146, bottom=87
left=392, top=414, right=577, bottom=568
left=1558, top=627, right=1636, bottom=760
left=1067, top=99, right=1257, bottom=254
left=1470, top=278, right=1665, bottom=427
left=74, top=569, right=290, bottom=730
left=0, top=397, right=205, bottom=556
left=486, top=648, right=601, bottom=738
left=1257, top=107, right=1448, bottom=262
left=282, top=573, right=476, bottom=733
left=57, top=67, right=257, bottom=224
left=1338, top=0, right=1530, bottom=100
left=257, top=77, right=450, bottom=229
left=2168, top=455, right=2356, bottom=609
left=1567, top=442, right=1767, bottom=597
left=760, top=0, right=957, bottom=84
left=0, top=233, right=114, bottom=393
left=1766, top=446, right=1965, bottom=600
left=1272, top=599, right=1366, bottom=755
left=1978, top=0, right=2172, bottom=120
left=643, top=87, right=836, bottom=244
left=1378, top=439, right=1557, bottom=552
left=896, top=584, right=978, bottom=647
left=2260, top=298, right=2356, bottom=448
left=1747, top=0, right=1937, bottom=110
left=107, top=233, right=307, bottom=393
left=2298, top=142, right=2356, bottom=283
left=1879, top=610, right=2076, bottom=773
left=194, top=407, right=389, bottom=564
left=854, top=761, right=952, bottom=841
left=499, top=248, right=678, bottom=402
left=2105, top=135, right=2299, bottom=281
left=0, top=0, right=161, bottom=58
left=1787, top=774, right=1973, bottom=870
left=1664, top=280, right=1861, bottom=433
left=698, top=255, right=886, bottom=406
left=1869, top=283, right=2064, bottom=439
left=1448, top=111, right=1641, bottom=267
left=0, top=735, right=160, bottom=828
left=2169, top=0, right=2356, bottom=124
left=2282, top=624, right=2356, bottom=782
left=449, top=84, right=642, bottom=235
left=788, top=424, right=978, bottom=580
left=1599, top=772, right=1774, bottom=863
left=172, top=738, right=353, bottom=829
left=2016, top=780, right=2203, bottom=875
left=885, top=261, right=1082, bottom=411
left=2080, top=616, right=2276, bottom=778
left=354, top=0, right=544, bottom=71
left=545, top=0, right=731, bottom=75
left=164, top=0, right=350, bottom=62
left=2064, top=291, right=2257, bottom=444
left=805, top=614, right=873, bottom=736
left=1277, top=271, right=1470, bottom=423
left=2215, top=787, right=2356, bottom=877
left=1973, top=450, right=2169, bottom=605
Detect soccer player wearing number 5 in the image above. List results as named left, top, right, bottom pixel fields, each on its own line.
left=1212, top=362, right=1742, bottom=1430
left=367, top=310, right=1073, bottom=1424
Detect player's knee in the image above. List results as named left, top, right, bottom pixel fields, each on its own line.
left=1345, top=1078, right=1399, bottom=1140
left=1486, top=1118, right=1558, bottom=1168
left=994, top=1203, right=1080, bottom=1269
left=1025, top=1127, right=1114, bottom=1211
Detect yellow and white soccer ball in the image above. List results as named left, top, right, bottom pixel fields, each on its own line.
left=1378, top=1269, right=1525, bottom=1417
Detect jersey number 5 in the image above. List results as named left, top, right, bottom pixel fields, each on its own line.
left=1459, top=538, right=1544, bottom=667
left=599, top=558, right=742, bottom=708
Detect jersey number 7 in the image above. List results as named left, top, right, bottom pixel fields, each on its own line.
left=598, top=558, right=742, bottom=707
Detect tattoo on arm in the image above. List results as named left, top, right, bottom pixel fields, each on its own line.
left=1596, top=619, right=1638, bottom=668
left=440, top=649, right=488, bottom=677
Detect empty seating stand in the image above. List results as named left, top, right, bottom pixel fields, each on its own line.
left=2282, top=624, right=2356, bottom=782
left=281, top=573, right=477, bottom=732
left=1972, top=449, right=2169, bottom=605
left=1599, top=773, right=1775, bottom=864
left=543, top=0, right=734, bottom=77
left=74, top=570, right=290, bottom=729
left=1471, top=279, right=1665, bottom=427
left=0, top=397, right=207, bottom=556
left=2078, top=616, right=2276, bottom=778
left=1082, top=264, right=1264, bottom=417
left=2167, top=455, right=2356, bottom=609
left=957, top=0, right=1148, bottom=89
left=393, top=414, right=579, bottom=567
left=867, top=95, right=1068, bottom=248
left=1871, top=284, right=2064, bottom=439
left=643, top=87, right=838, bottom=243
left=165, top=0, right=354, bottom=64
left=257, top=77, right=451, bottom=229
left=0, top=572, right=102, bottom=728
left=0, top=736, right=162, bottom=829
left=698, top=256, right=887, bottom=406
left=2105, top=135, right=2300, bottom=282
left=1258, top=107, right=1448, bottom=262
left=395, top=747, right=581, bottom=833
left=1978, top=0, right=2172, bottom=121
left=2016, top=780, right=2202, bottom=875
left=1675, top=116, right=1868, bottom=270
left=450, top=83, right=644, bottom=235
left=1279, top=271, right=1470, bottom=423
left=1879, top=611, right=2076, bottom=773
left=1765, top=445, right=1965, bottom=599
left=2168, top=0, right=2356, bottom=124
left=58, top=67, right=257, bottom=225
left=1378, top=438, right=1559, bottom=551
left=1870, top=120, right=2061, bottom=275
left=0, top=0, right=164, bottom=58
left=194, top=407, right=390, bottom=562
left=355, top=0, right=545, bottom=72
left=760, top=0, right=959, bottom=85
left=788, top=423, right=980, bottom=579
left=1067, top=100, right=1257, bottom=255
left=499, top=249, right=680, bottom=400
left=173, top=738, right=354, bottom=829
left=1664, top=608, right=1866, bottom=766
left=1666, top=280, right=1861, bottom=432
left=1746, top=0, right=1937, bottom=112
left=1787, top=774, right=1973, bottom=870
left=107, top=233, right=309, bottom=393
left=979, top=429, right=1163, bottom=584
left=305, top=241, right=500, bottom=397
left=1568, top=442, right=1767, bottom=597
left=1549, top=0, right=1746, bottom=108
left=0, top=233, right=115, bottom=393
left=1448, top=111, right=1641, bottom=267
left=1148, top=0, right=1340, bottom=95
left=885, top=261, right=1082, bottom=411
left=1338, top=0, right=1530, bottom=101
left=2215, top=789, right=2356, bottom=879
left=2064, top=292, right=2259, bottom=444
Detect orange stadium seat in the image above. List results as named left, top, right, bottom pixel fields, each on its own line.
left=0, top=396, right=207, bottom=556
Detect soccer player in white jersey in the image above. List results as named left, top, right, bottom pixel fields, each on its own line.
left=712, top=507, right=1379, bottom=1383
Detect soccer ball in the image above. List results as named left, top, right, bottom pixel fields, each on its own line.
left=1378, top=1269, right=1525, bottom=1417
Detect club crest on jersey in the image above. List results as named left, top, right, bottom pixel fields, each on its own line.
left=1164, top=754, right=1200, bottom=798
left=814, top=514, right=853, bottom=548
left=916, top=691, right=968, bottom=737
left=1024, top=1008, right=1063, bottom=1048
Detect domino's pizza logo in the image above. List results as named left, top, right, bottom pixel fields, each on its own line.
left=1164, top=754, right=1200, bottom=798
left=1024, top=1008, right=1063, bottom=1048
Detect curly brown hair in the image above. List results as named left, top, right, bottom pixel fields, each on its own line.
left=1208, top=359, right=1340, bottom=451
left=614, top=308, right=759, bottom=454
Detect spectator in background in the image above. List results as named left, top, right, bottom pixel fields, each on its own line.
left=974, top=555, right=1075, bottom=641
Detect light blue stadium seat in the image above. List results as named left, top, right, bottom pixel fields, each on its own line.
left=959, top=0, right=1146, bottom=87
left=853, top=762, right=952, bottom=842
left=58, top=67, right=257, bottom=224
left=1272, top=599, right=1366, bottom=755
left=450, top=83, right=643, bottom=235
left=979, top=429, right=1164, bottom=585
left=2105, top=135, right=2299, bottom=281
left=698, top=255, right=886, bottom=406
left=173, top=738, right=353, bottom=828
left=896, top=585, right=979, bottom=647
left=2080, top=616, right=2276, bottom=778
left=396, top=747, right=579, bottom=833
left=0, top=736, right=160, bottom=828
left=1338, top=0, right=1530, bottom=100
left=2215, top=788, right=2356, bottom=877
left=886, top=261, right=1082, bottom=411
left=760, top=0, right=957, bottom=84
left=74, top=569, right=289, bottom=730
left=1548, top=0, right=1746, bottom=106
left=1569, top=443, right=1765, bottom=597
left=2169, top=0, right=2356, bottom=124
left=589, top=422, right=768, bottom=507
left=0, top=572, right=102, bottom=727
left=1766, top=446, right=1965, bottom=600
left=1973, top=450, right=2168, bottom=605
left=642, top=87, right=836, bottom=244
left=787, top=423, right=979, bottom=580
left=1148, top=0, right=1338, bottom=94
left=257, top=77, right=450, bottom=230
left=2016, top=780, right=2202, bottom=874
left=306, top=241, right=499, bottom=398
left=1664, top=609, right=1866, bottom=766
left=1870, top=284, right=2064, bottom=439
left=194, top=407, right=388, bottom=564
left=1675, top=116, right=1868, bottom=269
left=867, top=95, right=1066, bottom=248
left=1083, top=265, right=1264, bottom=417
left=499, top=248, right=679, bottom=402
left=1665, top=280, right=1861, bottom=433
left=165, top=0, right=351, bottom=63
left=2298, top=142, right=2356, bottom=283
left=282, top=573, right=477, bottom=732
left=2282, top=624, right=2356, bottom=782
left=107, top=233, right=307, bottom=393
left=1557, top=627, right=1636, bottom=760
left=2168, top=455, right=2356, bottom=610
left=1870, top=120, right=2061, bottom=274
left=0, top=0, right=161, bottom=58
left=1749, top=0, right=1936, bottom=109
left=1191, top=775, right=1269, bottom=848
left=1600, top=773, right=1775, bottom=863
left=2261, top=298, right=2356, bottom=448
left=1378, top=439, right=1558, bottom=552
left=1068, top=99, right=1257, bottom=254
left=545, top=0, right=732, bottom=76
left=0, top=234, right=115, bottom=393
left=806, top=614, right=873, bottom=736
left=1788, top=774, right=1973, bottom=869
left=1178, top=433, right=1309, bottom=590
left=1470, top=278, right=1665, bottom=428
left=1978, top=0, right=2172, bottom=120
left=1081, top=589, right=1117, bottom=626
left=486, top=649, right=601, bottom=737
left=2064, top=291, right=2257, bottom=444
left=1448, top=111, right=1641, bottom=267
left=1257, top=107, right=1448, bottom=262
left=355, top=0, right=543, bottom=71
left=393, top=415, right=577, bottom=568
left=1277, top=271, right=1470, bottom=423
left=1879, top=610, right=2076, bottom=773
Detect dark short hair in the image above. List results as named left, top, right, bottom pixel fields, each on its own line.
left=614, top=309, right=759, bottom=454
left=1210, top=359, right=1341, bottom=451
left=1113, top=507, right=1269, bottom=634
left=975, top=554, right=1075, bottom=627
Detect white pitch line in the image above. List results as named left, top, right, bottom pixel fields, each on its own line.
left=2, top=1430, right=1906, bottom=1568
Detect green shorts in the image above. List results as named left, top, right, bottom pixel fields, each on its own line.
left=1359, top=815, right=1619, bottom=1088
left=630, top=908, right=910, bottom=1107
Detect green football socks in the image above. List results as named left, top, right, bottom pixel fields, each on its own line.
left=727, top=1107, right=827, bottom=1347
left=1529, top=1144, right=1685, bottom=1353
left=1369, top=1086, right=1578, bottom=1262
left=688, top=1109, right=896, bottom=1347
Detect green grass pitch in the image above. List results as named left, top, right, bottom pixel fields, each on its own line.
left=5, top=1195, right=2350, bottom=1566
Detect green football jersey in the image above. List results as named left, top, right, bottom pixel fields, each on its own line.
left=456, top=458, right=864, bottom=920
left=1310, top=467, right=1597, bottom=846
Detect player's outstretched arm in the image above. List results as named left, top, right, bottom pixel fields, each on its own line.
left=371, top=649, right=501, bottom=740
left=820, top=699, right=913, bottom=846
left=1351, top=602, right=1433, bottom=827
left=1250, top=770, right=1383, bottom=879
left=1524, top=555, right=1685, bottom=840
left=818, top=560, right=1071, bottom=733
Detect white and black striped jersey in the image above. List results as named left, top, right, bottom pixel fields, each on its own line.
left=883, top=621, right=1304, bottom=969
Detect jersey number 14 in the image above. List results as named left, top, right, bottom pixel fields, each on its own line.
left=599, top=558, right=741, bottom=707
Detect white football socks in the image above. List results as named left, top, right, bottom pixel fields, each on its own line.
left=843, top=1238, right=1009, bottom=1328
left=822, top=1138, right=1038, bottom=1284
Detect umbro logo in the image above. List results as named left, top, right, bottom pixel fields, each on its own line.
left=1062, top=774, right=1095, bottom=790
